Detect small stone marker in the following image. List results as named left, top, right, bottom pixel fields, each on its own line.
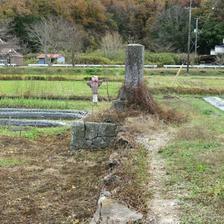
left=113, top=44, right=145, bottom=110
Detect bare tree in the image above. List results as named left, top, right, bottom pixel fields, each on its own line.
left=27, top=16, right=84, bottom=66
left=101, top=32, right=123, bottom=59
left=51, top=18, right=84, bottom=66
left=0, top=20, right=20, bottom=65
left=27, top=17, right=55, bottom=65
left=151, top=5, right=189, bottom=52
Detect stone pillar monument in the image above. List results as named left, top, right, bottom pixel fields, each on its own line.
left=124, top=44, right=144, bottom=88
left=113, top=44, right=145, bottom=110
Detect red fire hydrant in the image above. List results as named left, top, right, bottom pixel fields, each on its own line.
left=87, top=76, right=103, bottom=103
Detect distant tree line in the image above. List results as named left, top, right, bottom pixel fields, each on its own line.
left=0, top=0, right=223, bottom=55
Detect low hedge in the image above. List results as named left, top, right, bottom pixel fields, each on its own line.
left=74, top=55, right=112, bottom=64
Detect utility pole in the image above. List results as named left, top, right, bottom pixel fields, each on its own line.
left=187, top=0, right=192, bottom=74
left=195, top=18, right=199, bottom=59
left=44, top=21, right=48, bottom=65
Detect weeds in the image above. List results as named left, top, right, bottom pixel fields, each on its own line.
left=119, top=82, right=187, bottom=124
left=160, top=96, right=224, bottom=223
left=0, top=158, right=25, bottom=167
left=112, top=146, right=150, bottom=215
left=176, top=125, right=214, bottom=142
left=0, top=98, right=110, bottom=110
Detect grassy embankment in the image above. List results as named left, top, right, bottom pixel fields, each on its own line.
left=159, top=95, right=224, bottom=223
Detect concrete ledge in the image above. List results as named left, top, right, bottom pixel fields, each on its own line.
left=70, top=121, right=118, bottom=150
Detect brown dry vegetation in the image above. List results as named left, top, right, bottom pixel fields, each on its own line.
left=0, top=129, right=150, bottom=223
left=86, top=83, right=187, bottom=126
left=123, top=83, right=187, bottom=124
left=0, top=95, right=110, bottom=102
left=176, top=125, right=215, bottom=141
left=151, top=86, right=224, bottom=95
left=112, top=146, right=150, bottom=215
left=0, top=133, right=111, bottom=224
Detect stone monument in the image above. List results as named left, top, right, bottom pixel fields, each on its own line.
left=113, top=44, right=145, bottom=111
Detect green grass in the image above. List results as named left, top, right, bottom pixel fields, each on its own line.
left=147, top=75, right=224, bottom=89
left=132, top=146, right=149, bottom=185
left=0, top=98, right=110, bottom=110
left=0, top=158, right=25, bottom=167
left=1, top=74, right=224, bottom=100
left=0, top=67, right=224, bottom=98
left=0, top=80, right=121, bottom=98
left=159, top=95, right=224, bottom=223
left=0, top=67, right=125, bottom=76
left=1, top=66, right=224, bottom=77
left=0, top=126, right=69, bottom=140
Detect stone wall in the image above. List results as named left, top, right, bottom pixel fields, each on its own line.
left=70, top=121, right=118, bottom=150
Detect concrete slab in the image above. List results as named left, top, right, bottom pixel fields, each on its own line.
left=204, top=97, right=224, bottom=111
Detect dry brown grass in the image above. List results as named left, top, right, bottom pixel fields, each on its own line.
left=151, top=86, right=224, bottom=95
left=86, top=82, right=187, bottom=126
left=84, top=108, right=139, bottom=124
left=176, top=125, right=215, bottom=141
left=107, top=146, right=150, bottom=215
left=122, top=83, right=159, bottom=114
left=0, top=95, right=110, bottom=101
left=121, top=82, right=187, bottom=124
left=123, top=115, right=165, bottom=135
left=158, top=104, right=187, bottom=124
left=0, top=134, right=111, bottom=224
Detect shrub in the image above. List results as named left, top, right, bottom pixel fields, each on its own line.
left=75, top=55, right=112, bottom=64
left=145, top=52, right=178, bottom=65
left=24, top=53, right=38, bottom=65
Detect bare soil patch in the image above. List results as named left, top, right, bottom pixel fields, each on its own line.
left=0, top=134, right=111, bottom=224
left=0, top=129, right=150, bottom=223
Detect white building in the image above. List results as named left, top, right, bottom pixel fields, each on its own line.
left=210, top=39, right=224, bottom=55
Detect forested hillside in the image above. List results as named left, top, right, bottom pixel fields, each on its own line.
left=0, top=0, right=223, bottom=54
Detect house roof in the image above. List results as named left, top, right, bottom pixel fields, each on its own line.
left=0, top=38, right=6, bottom=45
left=215, top=44, right=224, bottom=48
left=37, top=54, right=64, bottom=59
left=0, top=48, right=23, bottom=57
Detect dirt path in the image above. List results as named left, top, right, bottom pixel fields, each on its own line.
left=137, top=130, right=180, bottom=224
